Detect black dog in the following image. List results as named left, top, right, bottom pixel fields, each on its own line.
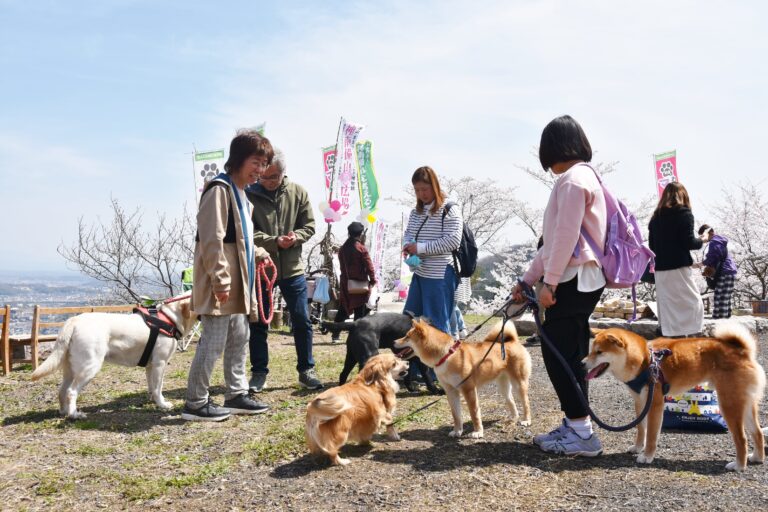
left=324, top=312, right=444, bottom=395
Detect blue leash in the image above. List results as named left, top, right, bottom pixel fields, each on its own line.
left=516, top=280, right=661, bottom=433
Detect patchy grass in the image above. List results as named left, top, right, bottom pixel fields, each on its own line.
left=3, top=326, right=768, bottom=510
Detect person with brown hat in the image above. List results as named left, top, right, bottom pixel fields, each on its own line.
left=330, top=221, right=377, bottom=342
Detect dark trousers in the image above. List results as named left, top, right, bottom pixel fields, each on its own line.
left=540, top=277, right=603, bottom=419
left=249, top=274, right=314, bottom=374
left=334, top=304, right=368, bottom=323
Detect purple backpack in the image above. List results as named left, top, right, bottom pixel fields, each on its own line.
left=578, top=165, right=654, bottom=314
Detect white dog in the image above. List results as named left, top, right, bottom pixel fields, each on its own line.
left=31, top=296, right=197, bottom=419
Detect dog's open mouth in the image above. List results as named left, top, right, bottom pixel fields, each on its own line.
left=393, top=347, right=414, bottom=359
left=585, top=362, right=609, bottom=380
left=398, top=369, right=409, bottom=378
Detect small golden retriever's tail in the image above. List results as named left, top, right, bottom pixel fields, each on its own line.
left=30, top=317, right=75, bottom=381
left=484, top=319, right=519, bottom=343
left=307, top=394, right=352, bottom=422
left=714, top=322, right=758, bottom=359
left=306, top=395, right=353, bottom=456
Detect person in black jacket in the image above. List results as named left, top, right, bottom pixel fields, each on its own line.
left=648, top=182, right=704, bottom=336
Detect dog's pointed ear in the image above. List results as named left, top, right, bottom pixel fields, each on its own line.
left=590, top=328, right=603, bottom=337
left=181, top=302, right=191, bottom=318
left=605, top=332, right=626, bottom=348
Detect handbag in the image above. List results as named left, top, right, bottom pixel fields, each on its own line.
left=702, top=266, right=717, bottom=289
left=312, top=275, right=331, bottom=304
left=347, top=279, right=370, bottom=295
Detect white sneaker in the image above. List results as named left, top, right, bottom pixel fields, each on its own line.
left=533, top=419, right=570, bottom=447
left=539, top=427, right=603, bottom=457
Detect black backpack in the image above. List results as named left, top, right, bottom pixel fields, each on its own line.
left=442, top=202, right=478, bottom=278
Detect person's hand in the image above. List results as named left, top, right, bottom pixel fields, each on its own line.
left=539, top=284, right=557, bottom=309
left=214, top=290, right=230, bottom=304
left=277, top=235, right=296, bottom=249
left=403, top=242, right=418, bottom=255
left=254, top=247, right=272, bottom=263
left=511, top=282, right=525, bottom=304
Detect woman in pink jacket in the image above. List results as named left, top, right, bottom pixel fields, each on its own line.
left=512, top=115, right=607, bottom=457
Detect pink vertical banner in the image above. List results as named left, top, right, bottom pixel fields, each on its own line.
left=654, top=150, right=678, bottom=198
left=330, top=117, right=365, bottom=219
left=321, top=145, right=336, bottom=198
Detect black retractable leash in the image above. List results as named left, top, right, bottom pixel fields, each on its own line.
left=517, top=280, right=667, bottom=432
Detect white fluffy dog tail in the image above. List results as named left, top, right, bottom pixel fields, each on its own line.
left=713, top=321, right=758, bottom=360
left=30, top=317, right=75, bottom=381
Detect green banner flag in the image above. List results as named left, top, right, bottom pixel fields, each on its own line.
left=355, top=140, right=380, bottom=214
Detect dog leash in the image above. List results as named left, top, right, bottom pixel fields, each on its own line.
left=256, top=259, right=278, bottom=324
left=516, top=280, right=663, bottom=432
left=393, top=298, right=522, bottom=426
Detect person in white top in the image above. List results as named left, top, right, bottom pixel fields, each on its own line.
left=402, top=166, right=463, bottom=334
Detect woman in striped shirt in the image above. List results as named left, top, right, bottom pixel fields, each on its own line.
left=402, top=166, right=463, bottom=334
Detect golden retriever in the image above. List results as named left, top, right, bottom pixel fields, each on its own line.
left=31, top=296, right=197, bottom=419
left=393, top=319, right=531, bottom=438
left=306, top=353, right=409, bottom=466
left=584, top=324, right=765, bottom=471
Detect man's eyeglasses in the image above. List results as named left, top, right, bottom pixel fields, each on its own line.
left=260, top=173, right=283, bottom=182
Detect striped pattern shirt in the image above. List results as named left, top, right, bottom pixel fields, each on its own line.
left=404, top=200, right=463, bottom=279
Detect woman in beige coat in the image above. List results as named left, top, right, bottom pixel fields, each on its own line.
left=182, top=130, right=273, bottom=421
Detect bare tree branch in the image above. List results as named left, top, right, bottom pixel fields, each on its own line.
left=58, top=198, right=195, bottom=302
left=711, top=181, right=768, bottom=301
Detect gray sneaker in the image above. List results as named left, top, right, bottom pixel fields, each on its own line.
left=298, top=368, right=323, bottom=390
left=249, top=372, right=267, bottom=393
left=533, top=419, right=570, bottom=447
left=181, top=398, right=231, bottom=422
left=224, top=393, right=269, bottom=414
left=539, top=427, right=603, bottom=457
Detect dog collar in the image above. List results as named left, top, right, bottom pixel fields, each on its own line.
left=435, top=340, right=462, bottom=367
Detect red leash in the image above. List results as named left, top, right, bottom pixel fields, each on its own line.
left=256, top=259, right=278, bottom=324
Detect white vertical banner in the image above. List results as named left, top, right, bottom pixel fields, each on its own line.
left=194, top=149, right=226, bottom=200
left=369, top=219, right=387, bottom=290
left=330, top=117, right=365, bottom=219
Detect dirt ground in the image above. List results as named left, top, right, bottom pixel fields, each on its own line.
left=2, top=321, right=768, bottom=511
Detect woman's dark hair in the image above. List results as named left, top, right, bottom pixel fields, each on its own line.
left=539, top=115, right=592, bottom=170
left=698, top=224, right=714, bottom=236
left=411, top=166, right=447, bottom=214
left=224, top=129, right=274, bottom=174
left=652, top=181, right=692, bottom=219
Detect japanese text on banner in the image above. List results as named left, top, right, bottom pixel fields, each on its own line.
left=330, top=117, right=365, bottom=217
left=355, top=140, right=380, bottom=214
left=322, top=145, right=336, bottom=197
left=370, top=220, right=387, bottom=290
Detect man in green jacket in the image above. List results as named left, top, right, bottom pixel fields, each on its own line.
left=246, top=149, right=321, bottom=391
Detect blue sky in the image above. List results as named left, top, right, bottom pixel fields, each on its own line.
left=1, top=0, right=766, bottom=272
